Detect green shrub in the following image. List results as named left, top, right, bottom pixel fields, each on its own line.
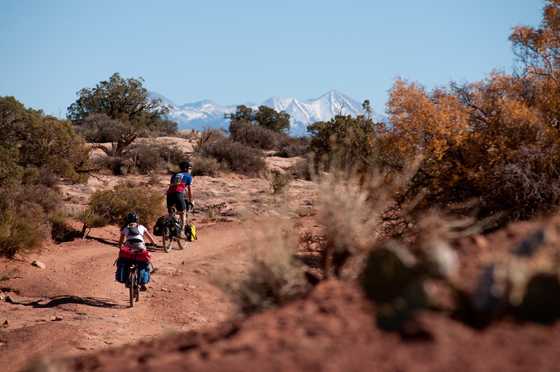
left=48, top=208, right=79, bottom=242
left=0, top=209, right=45, bottom=258
left=87, top=182, right=164, bottom=226
left=198, top=138, right=267, bottom=176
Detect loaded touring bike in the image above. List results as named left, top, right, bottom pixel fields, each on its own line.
left=115, top=247, right=152, bottom=307
left=154, top=205, right=195, bottom=253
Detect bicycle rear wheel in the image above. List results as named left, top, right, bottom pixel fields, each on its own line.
left=176, top=234, right=188, bottom=250
left=129, top=268, right=137, bottom=307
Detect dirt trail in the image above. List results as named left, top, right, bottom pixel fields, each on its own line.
left=0, top=218, right=288, bottom=372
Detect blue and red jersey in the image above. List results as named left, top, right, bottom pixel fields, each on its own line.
left=167, top=172, right=193, bottom=194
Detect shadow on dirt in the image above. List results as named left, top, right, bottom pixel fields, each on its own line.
left=84, top=236, right=118, bottom=247
left=14, top=296, right=121, bottom=309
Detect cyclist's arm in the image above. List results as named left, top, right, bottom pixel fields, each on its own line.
left=117, top=233, right=125, bottom=249
left=144, top=230, right=157, bottom=245
left=186, top=184, right=193, bottom=205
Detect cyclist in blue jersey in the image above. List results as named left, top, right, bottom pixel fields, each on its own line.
left=166, top=161, right=194, bottom=237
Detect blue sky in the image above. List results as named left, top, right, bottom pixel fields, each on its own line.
left=0, top=0, right=544, bottom=117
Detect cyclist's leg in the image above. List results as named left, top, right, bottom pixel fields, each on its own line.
left=178, top=210, right=185, bottom=228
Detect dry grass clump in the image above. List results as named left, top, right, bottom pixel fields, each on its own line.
left=288, top=158, right=312, bottom=180
left=269, top=173, right=294, bottom=194
left=313, top=168, right=409, bottom=278
left=191, top=156, right=230, bottom=177
left=214, top=219, right=312, bottom=315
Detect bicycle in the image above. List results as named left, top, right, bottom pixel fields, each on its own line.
left=126, top=263, right=140, bottom=307
left=161, top=205, right=191, bottom=253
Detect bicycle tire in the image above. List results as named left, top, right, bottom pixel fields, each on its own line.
left=162, top=227, right=172, bottom=253
left=176, top=235, right=188, bottom=250
left=129, top=268, right=137, bottom=307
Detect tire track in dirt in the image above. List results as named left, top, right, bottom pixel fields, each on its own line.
left=0, top=219, right=283, bottom=372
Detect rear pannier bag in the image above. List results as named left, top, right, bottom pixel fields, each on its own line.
left=185, top=223, right=197, bottom=242
left=169, top=217, right=182, bottom=237
left=153, top=217, right=166, bottom=236
left=115, top=260, right=128, bottom=283
left=137, top=265, right=151, bottom=285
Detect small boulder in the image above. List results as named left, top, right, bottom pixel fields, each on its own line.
left=32, top=261, right=46, bottom=269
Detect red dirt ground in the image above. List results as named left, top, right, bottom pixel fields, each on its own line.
left=2, top=138, right=560, bottom=372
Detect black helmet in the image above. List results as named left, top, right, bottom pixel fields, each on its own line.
left=127, top=212, right=139, bottom=223
left=179, top=161, right=192, bottom=171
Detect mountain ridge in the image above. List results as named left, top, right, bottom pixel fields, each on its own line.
left=151, top=90, right=386, bottom=135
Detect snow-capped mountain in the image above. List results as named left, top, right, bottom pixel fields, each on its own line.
left=150, top=90, right=386, bottom=136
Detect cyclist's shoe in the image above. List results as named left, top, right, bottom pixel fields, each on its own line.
left=179, top=228, right=187, bottom=239
left=140, top=285, right=148, bottom=292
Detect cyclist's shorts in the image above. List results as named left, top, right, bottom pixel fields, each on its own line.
left=167, top=192, right=186, bottom=212
left=124, top=240, right=146, bottom=251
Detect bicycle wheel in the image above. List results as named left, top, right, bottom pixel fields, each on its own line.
left=176, top=234, right=188, bottom=250
left=162, top=227, right=172, bottom=253
left=129, top=268, right=137, bottom=307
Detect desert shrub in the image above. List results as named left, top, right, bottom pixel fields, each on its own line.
left=48, top=208, right=79, bottom=242
left=289, top=158, right=312, bottom=181
left=12, top=185, right=61, bottom=217
left=307, top=114, right=382, bottom=172
left=0, top=209, right=44, bottom=258
left=194, top=126, right=227, bottom=150
left=87, top=181, right=164, bottom=226
left=75, top=209, right=107, bottom=228
left=1, top=96, right=90, bottom=184
left=177, top=129, right=199, bottom=140
left=192, top=156, right=230, bottom=177
left=215, top=219, right=311, bottom=315
left=385, top=75, right=560, bottom=227
left=276, top=133, right=310, bottom=158
left=270, top=173, right=294, bottom=194
left=37, top=166, right=60, bottom=189
left=198, top=138, right=266, bottom=176
left=75, top=113, right=130, bottom=143
left=155, top=143, right=189, bottom=166
left=122, top=142, right=165, bottom=174
left=229, top=120, right=278, bottom=150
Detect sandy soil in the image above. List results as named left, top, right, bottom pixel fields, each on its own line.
left=2, top=137, right=560, bottom=372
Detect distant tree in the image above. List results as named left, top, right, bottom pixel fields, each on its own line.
left=225, top=105, right=253, bottom=123
left=68, top=73, right=178, bottom=156
left=307, top=107, right=382, bottom=172
left=254, top=105, right=290, bottom=132
left=225, top=105, right=290, bottom=133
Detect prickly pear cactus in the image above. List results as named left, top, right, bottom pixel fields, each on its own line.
left=360, top=240, right=430, bottom=330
